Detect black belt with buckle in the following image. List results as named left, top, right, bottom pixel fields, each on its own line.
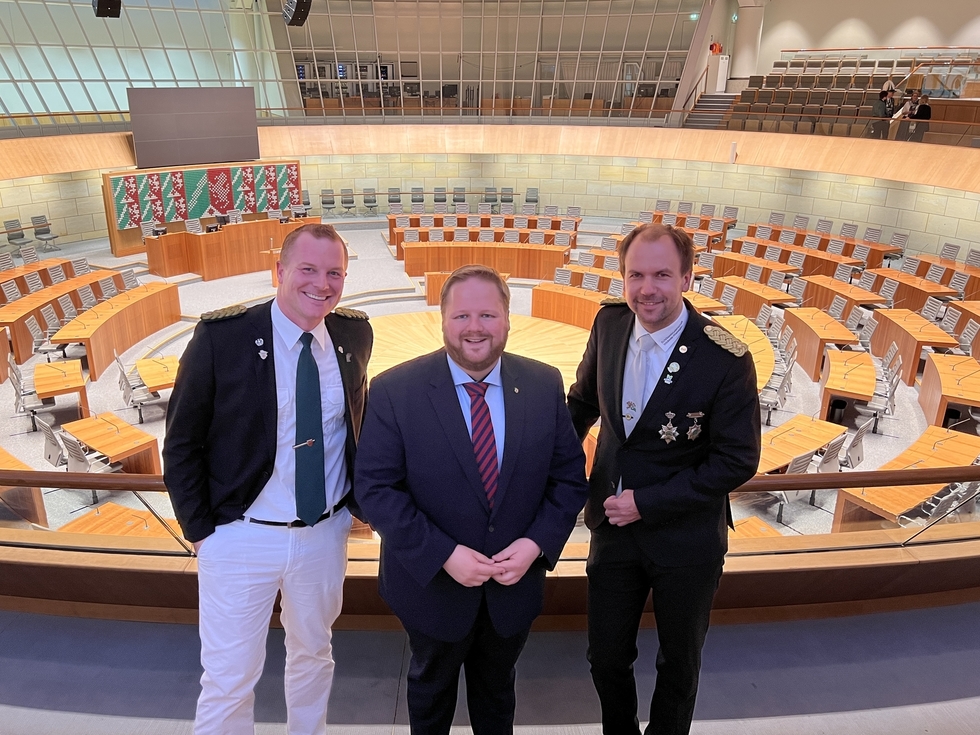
left=241, top=493, right=349, bottom=528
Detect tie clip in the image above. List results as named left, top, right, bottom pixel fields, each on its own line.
left=293, top=439, right=316, bottom=449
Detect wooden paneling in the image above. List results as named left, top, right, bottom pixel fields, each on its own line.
left=0, top=133, right=135, bottom=181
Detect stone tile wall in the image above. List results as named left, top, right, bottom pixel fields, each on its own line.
left=0, top=169, right=111, bottom=246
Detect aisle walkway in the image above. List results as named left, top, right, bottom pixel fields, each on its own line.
left=1, top=601, right=978, bottom=735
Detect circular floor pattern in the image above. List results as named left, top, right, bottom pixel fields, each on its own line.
left=367, top=312, right=590, bottom=390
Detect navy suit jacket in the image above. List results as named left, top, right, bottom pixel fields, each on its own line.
left=354, top=349, right=589, bottom=641
left=567, top=301, right=761, bottom=566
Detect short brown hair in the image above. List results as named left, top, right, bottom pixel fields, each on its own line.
left=439, top=264, right=511, bottom=314
left=618, top=223, right=695, bottom=277
left=280, top=223, right=347, bottom=266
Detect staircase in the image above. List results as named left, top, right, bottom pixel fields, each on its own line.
left=683, top=93, right=737, bottom=130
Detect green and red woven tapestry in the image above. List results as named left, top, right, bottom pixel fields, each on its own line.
left=110, top=162, right=300, bottom=230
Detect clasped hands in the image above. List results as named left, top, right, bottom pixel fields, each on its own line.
left=443, top=537, right=541, bottom=587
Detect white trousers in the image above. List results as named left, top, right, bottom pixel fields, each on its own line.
left=194, top=510, right=351, bottom=735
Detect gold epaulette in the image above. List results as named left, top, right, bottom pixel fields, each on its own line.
left=200, top=304, right=247, bottom=322
left=334, top=307, right=369, bottom=320
left=600, top=297, right=628, bottom=307
left=703, top=325, right=748, bottom=357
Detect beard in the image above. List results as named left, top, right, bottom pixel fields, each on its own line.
left=443, top=329, right=508, bottom=377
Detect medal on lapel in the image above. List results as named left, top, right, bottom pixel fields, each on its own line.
left=664, top=361, right=680, bottom=385
left=687, top=412, right=704, bottom=440
left=659, top=412, right=679, bottom=443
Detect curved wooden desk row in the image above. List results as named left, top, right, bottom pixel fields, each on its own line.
left=0, top=258, right=77, bottom=306
left=146, top=219, right=306, bottom=281
left=530, top=282, right=725, bottom=331
left=0, top=269, right=123, bottom=367
left=744, top=223, right=903, bottom=270
left=608, top=229, right=717, bottom=252
left=403, top=241, right=570, bottom=279
left=730, top=237, right=863, bottom=279
left=632, top=212, right=738, bottom=232
left=51, top=282, right=181, bottom=380
left=911, top=255, right=980, bottom=302
left=387, top=214, right=581, bottom=245
left=392, top=226, right=577, bottom=260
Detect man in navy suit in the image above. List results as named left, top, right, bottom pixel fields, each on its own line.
left=355, top=264, right=589, bottom=735
left=568, top=223, right=760, bottom=735
left=164, top=223, right=372, bottom=735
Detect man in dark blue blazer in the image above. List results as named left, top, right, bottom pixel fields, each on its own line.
left=355, top=265, right=589, bottom=735
left=568, top=224, right=761, bottom=735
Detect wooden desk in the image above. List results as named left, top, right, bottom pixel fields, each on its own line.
left=686, top=291, right=727, bottom=313
left=918, top=353, right=980, bottom=427
left=799, top=275, right=883, bottom=320
left=731, top=237, right=862, bottom=278
left=947, top=301, right=980, bottom=336
left=0, top=258, right=74, bottom=305
left=403, top=242, right=569, bottom=280
left=730, top=516, right=782, bottom=539
left=869, top=309, right=958, bottom=386
left=33, top=359, right=89, bottom=418
left=757, top=414, right=847, bottom=474
left=51, top=283, right=181, bottom=381
left=61, top=412, right=162, bottom=474
left=387, top=214, right=580, bottom=245
left=820, top=350, right=876, bottom=420
left=392, top=226, right=577, bottom=259
left=783, top=308, right=859, bottom=381
left=146, top=219, right=306, bottom=280
left=865, top=269, right=958, bottom=313
left=711, top=251, right=798, bottom=283
left=531, top=282, right=608, bottom=330
left=0, top=446, right=46, bottom=527
left=911, top=255, right=980, bottom=301
left=135, top=356, right=180, bottom=393
left=712, top=276, right=796, bottom=320
left=566, top=264, right=617, bottom=292
left=58, top=501, right=181, bottom=539
left=833, top=426, right=980, bottom=531
left=746, top=224, right=902, bottom=269
left=710, top=315, right=775, bottom=391
left=0, top=269, right=123, bottom=365
left=611, top=229, right=716, bottom=253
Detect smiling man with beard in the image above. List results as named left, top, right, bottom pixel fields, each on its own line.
left=567, top=223, right=760, bottom=735
left=355, top=264, right=588, bottom=735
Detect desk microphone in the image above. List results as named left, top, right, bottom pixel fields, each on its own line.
left=932, top=421, right=972, bottom=450
left=902, top=458, right=925, bottom=469
left=842, top=364, right=864, bottom=378
left=955, top=366, right=980, bottom=385
left=49, top=363, right=67, bottom=377
left=97, top=413, right=121, bottom=434
left=949, top=357, right=975, bottom=372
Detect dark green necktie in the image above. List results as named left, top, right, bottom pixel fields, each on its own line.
left=295, top=332, right=325, bottom=525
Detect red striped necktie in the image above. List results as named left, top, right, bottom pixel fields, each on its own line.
left=464, top=381, right=498, bottom=508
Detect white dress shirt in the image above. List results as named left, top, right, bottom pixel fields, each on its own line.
left=245, top=299, right=349, bottom=522
left=625, top=306, right=689, bottom=414
left=447, top=354, right=506, bottom=469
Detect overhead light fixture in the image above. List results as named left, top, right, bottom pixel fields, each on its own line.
left=92, top=0, right=121, bottom=18
left=690, top=13, right=700, bottom=20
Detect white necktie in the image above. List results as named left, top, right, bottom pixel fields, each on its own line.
left=623, top=333, right=656, bottom=438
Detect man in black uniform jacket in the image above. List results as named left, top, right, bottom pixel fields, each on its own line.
left=164, top=223, right=372, bottom=735
left=568, top=223, right=761, bottom=735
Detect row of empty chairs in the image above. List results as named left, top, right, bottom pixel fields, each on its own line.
left=770, top=58, right=916, bottom=75
left=396, top=212, right=578, bottom=230
left=0, top=255, right=97, bottom=306
left=4, top=217, right=60, bottom=253
left=404, top=228, right=572, bottom=246
left=739, top=87, right=888, bottom=107
left=322, top=186, right=541, bottom=216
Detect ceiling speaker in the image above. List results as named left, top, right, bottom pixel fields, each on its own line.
left=283, top=0, right=312, bottom=27
left=92, top=0, right=121, bottom=18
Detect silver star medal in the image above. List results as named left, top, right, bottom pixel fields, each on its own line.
left=659, top=412, right=679, bottom=443
left=686, top=412, right=704, bottom=441
left=664, top=361, right=680, bottom=385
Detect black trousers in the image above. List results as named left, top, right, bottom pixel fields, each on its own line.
left=587, top=524, right=723, bottom=735
left=405, top=598, right=531, bottom=735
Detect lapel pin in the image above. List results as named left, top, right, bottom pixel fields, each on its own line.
left=255, top=338, right=264, bottom=346
left=338, top=345, right=344, bottom=353
left=514, top=387, right=519, bottom=393
left=258, top=350, right=268, bottom=360
left=679, top=345, right=688, bottom=353
left=346, top=354, right=352, bottom=362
